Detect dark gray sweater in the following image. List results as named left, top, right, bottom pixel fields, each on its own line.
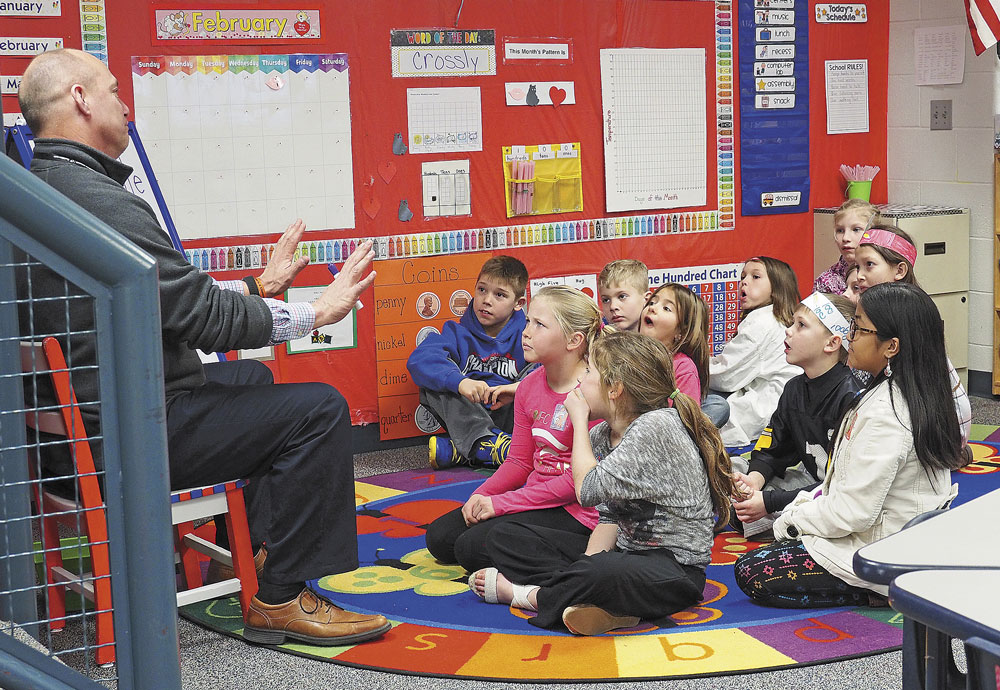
left=17, top=139, right=272, bottom=469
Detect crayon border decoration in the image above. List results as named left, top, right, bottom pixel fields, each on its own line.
left=716, top=0, right=735, bottom=229
left=187, top=209, right=725, bottom=273
left=80, top=0, right=109, bottom=65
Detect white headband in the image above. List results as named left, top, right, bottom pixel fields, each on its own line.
left=801, top=293, right=850, bottom=350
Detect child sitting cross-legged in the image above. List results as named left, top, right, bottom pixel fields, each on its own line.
left=407, top=255, right=533, bottom=470
left=468, top=332, right=736, bottom=635
left=424, top=285, right=609, bottom=572
left=731, top=293, right=861, bottom=536
left=734, top=283, right=966, bottom=608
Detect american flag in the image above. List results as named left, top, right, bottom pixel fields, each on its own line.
left=966, top=0, right=1000, bottom=54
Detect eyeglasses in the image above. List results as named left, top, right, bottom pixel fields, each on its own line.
left=847, top=317, right=879, bottom=341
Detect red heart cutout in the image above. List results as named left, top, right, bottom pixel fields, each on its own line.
left=549, top=86, right=567, bottom=106
left=361, top=195, right=381, bottom=219
left=294, top=20, right=310, bottom=36
left=378, top=160, right=397, bottom=184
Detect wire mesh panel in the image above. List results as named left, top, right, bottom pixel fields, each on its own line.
left=12, top=250, right=117, bottom=672
left=0, top=154, right=181, bottom=690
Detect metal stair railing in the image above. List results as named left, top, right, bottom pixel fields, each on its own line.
left=0, top=152, right=181, bottom=690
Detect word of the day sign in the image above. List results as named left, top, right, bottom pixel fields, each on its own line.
left=391, top=28, right=496, bottom=77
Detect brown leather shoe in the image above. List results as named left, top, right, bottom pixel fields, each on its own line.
left=205, top=546, right=267, bottom=585
left=243, top=588, right=391, bottom=646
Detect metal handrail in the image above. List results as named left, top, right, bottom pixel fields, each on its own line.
left=0, top=153, right=181, bottom=690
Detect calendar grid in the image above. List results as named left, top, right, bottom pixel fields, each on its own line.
left=131, top=54, right=354, bottom=241
left=601, top=48, right=708, bottom=212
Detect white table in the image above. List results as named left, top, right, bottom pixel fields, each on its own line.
left=890, top=570, right=1000, bottom=690
left=853, top=488, right=1000, bottom=585
left=851, top=489, right=1000, bottom=690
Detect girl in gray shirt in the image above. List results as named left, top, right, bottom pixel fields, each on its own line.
left=469, top=332, right=736, bottom=634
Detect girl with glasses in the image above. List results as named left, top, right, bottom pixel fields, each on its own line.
left=734, top=283, right=966, bottom=608
left=852, top=224, right=970, bottom=443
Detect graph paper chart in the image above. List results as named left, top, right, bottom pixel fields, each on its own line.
left=407, top=87, right=483, bottom=155
left=600, top=48, right=707, bottom=212
left=690, top=280, right=740, bottom=356
left=131, top=54, right=354, bottom=240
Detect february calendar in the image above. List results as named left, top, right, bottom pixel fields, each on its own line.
left=131, top=54, right=355, bottom=240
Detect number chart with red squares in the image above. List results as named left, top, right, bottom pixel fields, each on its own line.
left=649, top=263, right=742, bottom=356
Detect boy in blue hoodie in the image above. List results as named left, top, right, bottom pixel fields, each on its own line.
left=407, top=256, right=531, bottom=469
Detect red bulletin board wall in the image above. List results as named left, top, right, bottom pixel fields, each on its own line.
left=0, top=1, right=888, bottom=428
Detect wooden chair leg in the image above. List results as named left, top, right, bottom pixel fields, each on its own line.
left=174, top=521, right=204, bottom=590
left=89, top=539, right=115, bottom=665
left=39, top=514, right=67, bottom=631
left=225, top=488, right=258, bottom=618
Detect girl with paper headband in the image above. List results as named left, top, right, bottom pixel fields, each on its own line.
left=729, top=292, right=861, bottom=538
left=854, top=224, right=971, bottom=444
left=855, top=224, right=918, bottom=289
left=734, top=283, right=966, bottom=608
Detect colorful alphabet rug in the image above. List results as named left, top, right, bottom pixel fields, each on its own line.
left=180, top=429, right=1000, bottom=681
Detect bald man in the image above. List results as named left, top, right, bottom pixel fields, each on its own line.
left=16, top=49, right=389, bottom=646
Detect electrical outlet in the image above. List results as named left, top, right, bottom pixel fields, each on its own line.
left=930, top=100, right=952, bottom=130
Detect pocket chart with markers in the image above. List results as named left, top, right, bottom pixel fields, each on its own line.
left=502, top=143, right=582, bottom=218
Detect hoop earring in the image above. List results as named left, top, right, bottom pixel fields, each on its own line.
left=884, top=358, right=893, bottom=378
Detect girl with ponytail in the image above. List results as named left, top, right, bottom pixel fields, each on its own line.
left=468, top=331, right=734, bottom=635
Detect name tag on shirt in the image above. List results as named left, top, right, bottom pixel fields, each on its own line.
left=551, top=403, right=569, bottom=431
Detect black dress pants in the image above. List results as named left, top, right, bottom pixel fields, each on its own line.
left=425, top=504, right=590, bottom=572
left=165, top=360, right=357, bottom=584
left=486, top=522, right=706, bottom=630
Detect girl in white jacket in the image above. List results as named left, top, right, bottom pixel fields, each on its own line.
left=709, top=257, right=802, bottom=447
left=854, top=223, right=971, bottom=444
left=734, top=283, right=966, bottom=607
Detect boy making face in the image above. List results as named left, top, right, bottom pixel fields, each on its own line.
left=597, top=259, right=651, bottom=332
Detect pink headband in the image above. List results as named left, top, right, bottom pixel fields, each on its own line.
left=860, top=229, right=917, bottom=267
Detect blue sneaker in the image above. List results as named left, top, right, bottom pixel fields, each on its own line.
left=429, top=435, right=466, bottom=470
left=471, top=429, right=511, bottom=468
